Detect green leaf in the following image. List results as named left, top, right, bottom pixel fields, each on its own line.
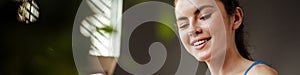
left=96, top=25, right=116, bottom=34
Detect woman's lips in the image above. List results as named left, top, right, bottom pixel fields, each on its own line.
left=191, top=37, right=211, bottom=50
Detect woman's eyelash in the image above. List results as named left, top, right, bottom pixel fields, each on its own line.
left=179, top=23, right=188, bottom=28
left=200, top=13, right=212, bottom=20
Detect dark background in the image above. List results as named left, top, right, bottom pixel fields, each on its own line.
left=0, top=0, right=81, bottom=75
left=1, top=0, right=300, bottom=75
left=240, top=0, right=300, bottom=75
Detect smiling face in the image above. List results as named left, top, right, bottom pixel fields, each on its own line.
left=175, top=0, right=235, bottom=61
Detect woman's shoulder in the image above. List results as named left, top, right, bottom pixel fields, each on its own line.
left=247, top=63, right=278, bottom=75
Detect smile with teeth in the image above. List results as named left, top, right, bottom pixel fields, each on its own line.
left=192, top=37, right=211, bottom=50
left=193, top=40, right=207, bottom=46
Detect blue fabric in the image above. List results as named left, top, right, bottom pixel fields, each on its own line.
left=244, top=61, right=265, bottom=75
left=210, top=61, right=265, bottom=75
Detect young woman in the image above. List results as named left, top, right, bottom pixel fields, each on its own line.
left=174, top=0, right=278, bottom=75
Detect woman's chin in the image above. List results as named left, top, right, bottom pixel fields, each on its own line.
left=194, top=50, right=211, bottom=62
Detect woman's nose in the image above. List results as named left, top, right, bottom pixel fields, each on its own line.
left=188, top=20, right=202, bottom=37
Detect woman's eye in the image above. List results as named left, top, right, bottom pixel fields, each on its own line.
left=179, top=23, right=189, bottom=29
left=199, top=13, right=212, bottom=20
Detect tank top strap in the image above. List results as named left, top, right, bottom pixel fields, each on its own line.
left=244, top=61, right=265, bottom=75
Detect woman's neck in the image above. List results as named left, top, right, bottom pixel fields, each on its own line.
left=205, top=46, right=253, bottom=75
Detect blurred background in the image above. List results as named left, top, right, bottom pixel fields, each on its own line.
left=1, top=0, right=300, bottom=75
left=0, top=0, right=81, bottom=75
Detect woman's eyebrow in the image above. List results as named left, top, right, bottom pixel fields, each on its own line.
left=177, top=16, right=188, bottom=22
left=194, top=5, right=215, bottom=15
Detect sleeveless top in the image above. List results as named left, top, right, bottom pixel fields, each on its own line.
left=244, top=61, right=265, bottom=75
left=210, top=61, right=266, bottom=75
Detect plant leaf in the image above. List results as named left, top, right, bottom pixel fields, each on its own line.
left=96, top=26, right=116, bottom=34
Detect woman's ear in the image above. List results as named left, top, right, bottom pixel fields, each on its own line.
left=232, top=7, right=243, bottom=30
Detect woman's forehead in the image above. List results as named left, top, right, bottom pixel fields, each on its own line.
left=175, top=0, right=218, bottom=16
left=175, top=0, right=218, bottom=12
left=175, top=0, right=217, bottom=7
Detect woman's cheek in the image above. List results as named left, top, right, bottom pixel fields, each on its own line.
left=179, top=32, right=185, bottom=44
left=180, top=31, right=192, bottom=52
